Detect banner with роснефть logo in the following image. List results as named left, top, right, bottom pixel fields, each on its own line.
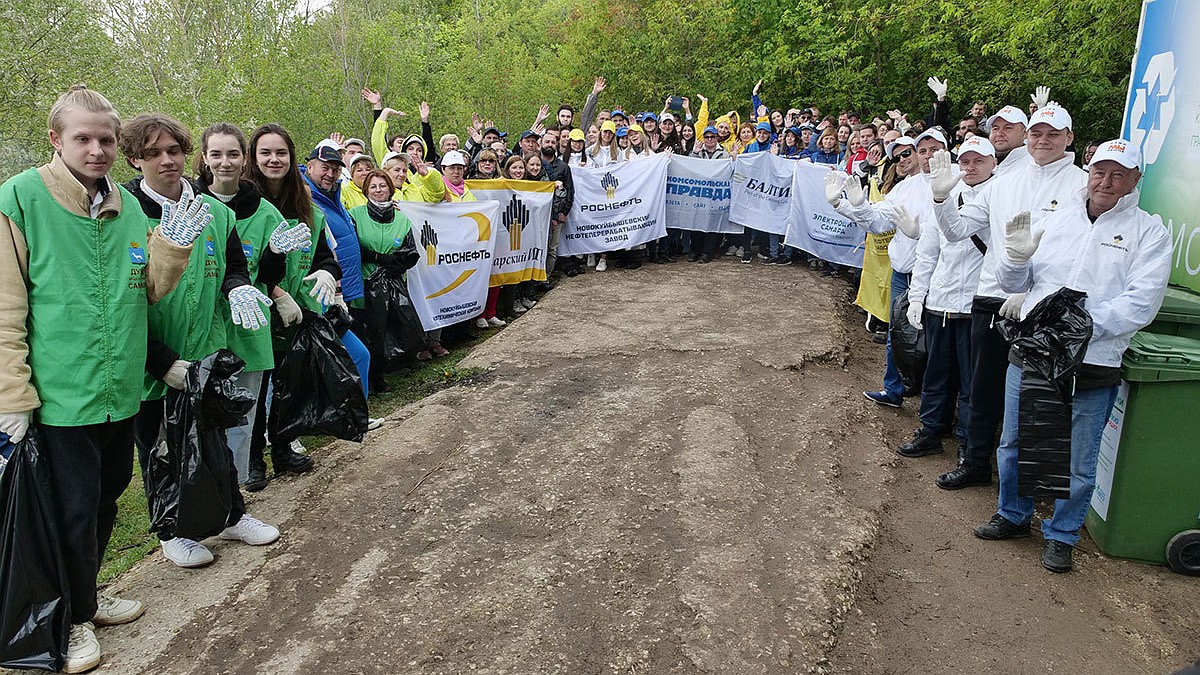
left=395, top=200, right=500, bottom=331
left=784, top=161, right=869, bottom=268
left=728, top=152, right=795, bottom=236
left=664, top=155, right=740, bottom=234
left=467, top=179, right=554, bottom=286
left=558, top=154, right=669, bottom=256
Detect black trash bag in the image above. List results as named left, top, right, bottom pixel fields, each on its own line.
left=270, top=309, right=369, bottom=443
left=324, top=302, right=354, bottom=336
left=148, top=350, right=254, bottom=541
left=999, top=288, right=1093, bottom=499
left=0, top=428, right=71, bottom=671
left=890, top=289, right=926, bottom=391
left=363, top=266, right=427, bottom=367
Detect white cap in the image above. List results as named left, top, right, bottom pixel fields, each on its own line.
left=382, top=151, right=406, bottom=165
left=914, top=127, right=948, bottom=149
left=1029, top=104, right=1072, bottom=131
left=441, top=150, right=468, bottom=167
left=986, top=105, right=1029, bottom=129
left=885, top=136, right=916, bottom=159
left=957, top=136, right=996, bottom=158
left=316, top=138, right=343, bottom=151
left=344, top=137, right=367, bottom=149
left=1089, top=139, right=1142, bottom=170
left=345, top=153, right=374, bottom=168
left=660, top=112, right=676, bottom=123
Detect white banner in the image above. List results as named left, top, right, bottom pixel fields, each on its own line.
left=729, top=152, right=795, bottom=235
left=397, top=200, right=501, bottom=330
left=784, top=162, right=867, bottom=268
left=468, top=179, right=554, bottom=286
left=664, top=155, right=740, bottom=233
left=559, top=154, right=669, bottom=255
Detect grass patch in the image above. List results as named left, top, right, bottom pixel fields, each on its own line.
left=99, top=328, right=495, bottom=581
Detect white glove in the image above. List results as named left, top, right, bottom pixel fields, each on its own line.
left=926, top=76, right=948, bottom=100
left=304, top=270, right=337, bottom=307
left=1003, top=211, right=1042, bottom=264
left=0, top=411, right=31, bottom=444
left=159, top=196, right=212, bottom=247
left=842, top=175, right=865, bottom=207
left=274, top=291, right=303, bottom=326
left=163, top=360, right=191, bottom=390
left=1030, top=86, right=1051, bottom=110
left=228, top=285, right=273, bottom=330
left=332, top=293, right=349, bottom=312
left=268, top=221, right=312, bottom=254
left=928, top=149, right=961, bottom=202
left=999, top=293, right=1026, bottom=321
left=893, top=205, right=921, bottom=239
left=823, top=172, right=844, bottom=207
left=906, top=300, right=924, bottom=330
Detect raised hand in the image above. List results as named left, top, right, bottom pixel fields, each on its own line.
left=532, top=122, right=547, bottom=136
left=467, top=125, right=482, bottom=143
left=842, top=175, right=866, bottom=207
left=753, top=78, right=763, bottom=95
left=926, top=76, right=948, bottom=100
left=893, top=205, right=921, bottom=238
left=160, top=196, right=212, bottom=246
left=535, top=103, right=551, bottom=124
left=824, top=172, right=844, bottom=207
left=928, top=149, right=962, bottom=202
left=472, top=112, right=483, bottom=130
left=228, top=285, right=272, bottom=330
left=328, top=131, right=345, bottom=147
left=1030, top=86, right=1051, bottom=110
left=593, top=76, right=606, bottom=94
left=362, top=88, right=382, bottom=106
left=681, top=96, right=691, bottom=110
left=419, top=101, right=431, bottom=122
left=695, top=94, right=707, bottom=104
left=268, top=220, right=312, bottom=254
left=756, top=104, right=768, bottom=118
left=1003, top=211, right=1041, bottom=264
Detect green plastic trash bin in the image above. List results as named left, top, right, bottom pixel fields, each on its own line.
left=1085, top=332, right=1200, bottom=575
left=1144, top=285, right=1200, bottom=339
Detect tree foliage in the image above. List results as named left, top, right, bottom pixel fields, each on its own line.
left=0, top=0, right=1140, bottom=181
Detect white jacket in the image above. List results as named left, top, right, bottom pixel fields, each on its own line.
left=995, top=188, right=1173, bottom=368
left=992, top=144, right=1029, bottom=179
left=837, top=172, right=936, bottom=274
left=933, top=153, right=1086, bottom=299
left=908, top=177, right=990, bottom=315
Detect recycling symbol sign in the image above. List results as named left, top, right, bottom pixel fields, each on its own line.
left=1128, top=50, right=1176, bottom=165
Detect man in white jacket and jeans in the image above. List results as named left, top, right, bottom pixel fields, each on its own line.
left=973, top=139, right=1173, bottom=573
left=928, top=104, right=1087, bottom=490
left=894, top=136, right=997, bottom=458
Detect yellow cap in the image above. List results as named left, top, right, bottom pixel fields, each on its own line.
left=630, top=124, right=644, bottom=134
left=569, top=128, right=586, bottom=141
left=601, top=120, right=617, bottom=134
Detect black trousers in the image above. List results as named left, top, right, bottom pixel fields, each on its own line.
left=960, top=297, right=1008, bottom=471
left=133, top=398, right=245, bottom=539
left=41, top=418, right=136, bottom=623
left=917, top=313, right=973, bottom=441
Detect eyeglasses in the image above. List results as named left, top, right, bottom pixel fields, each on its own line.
left=895, top=149, right=915, bottom=159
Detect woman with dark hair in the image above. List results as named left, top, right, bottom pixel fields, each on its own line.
left=502, top=154, right=527, bottom=179
left=657, top=113, right=682, bottom=154
left=679, top=120, right=697, bottom=155
left=565, top=129, right=589, bottom=168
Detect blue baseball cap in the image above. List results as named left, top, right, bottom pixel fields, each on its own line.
left=755, top=121, right=772, bottom=132
left=702, top=126, right=718, bottom=136
left=611, top=109, right=627, bottom=119
left=615, top=127, right=629, bottom=138
left=643, top=112, right=658, bottom=123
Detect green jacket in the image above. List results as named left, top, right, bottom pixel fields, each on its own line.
left=349, top=203, right=414, bottom=280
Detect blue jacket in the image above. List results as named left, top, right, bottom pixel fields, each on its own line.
left=745, top=140, right=774, bottom=154
left=303, top=172, right=364, bottom=302
left=810, top=149, right=845, bottom=166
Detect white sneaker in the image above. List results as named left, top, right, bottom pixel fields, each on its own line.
left=520, top=298, right=537, bottom=309
left=219, top=514, right=280, bottom=546
left=487, top=317, right=506, bottom=327
left=63, top=623, right=101, bottom=673
left=93, top=593, right=145, bottom=626
left=161, top=537, right=214, bottom=568
left=511, top=302, right=528, bottom=314
left=596, top=258, right=608, bottom=272
left=289, top=439, right=307, bottom=455
left=367, top=417, right=383, bottom=431
left=586, top=254, right=596, bottom=267
left=474, top=317, right=489, bottom=329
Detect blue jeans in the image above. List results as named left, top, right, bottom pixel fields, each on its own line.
left=881, top=270, right=910, bottom=398
left=917, top=314, right=972, bottom=440
left=996, top=363, right=1118, bottom=544
left=767, top=233, right=783, bottom=259
left=341, top=329, right=371, bottom=400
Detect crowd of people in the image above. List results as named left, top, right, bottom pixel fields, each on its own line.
left=0, top=71, right=1174, bottom=672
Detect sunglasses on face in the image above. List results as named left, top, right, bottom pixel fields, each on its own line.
left=895, top=149, right=914, bottom=159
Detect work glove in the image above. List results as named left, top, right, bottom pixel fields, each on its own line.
left=999, top=293, right=1026, bottom=321
left=228, top=285, right=273, bottom=330
left=332, top=293, right=349, bottom=313
left=1003, top=211, right=1042, bottom=264
left=928, top=149, right=961, bottom=202
left=841, top=175, right=866, bottom=207
left=268, top=221, right=312, bottom=254
left=304, top=270, right=337, bottom=307
left=1030, top=86, right=1051, bottom=110
left=159, top=196, right=212, bottom=247
left=906, top=300, right=924, bottom=330
left=163, top=360, right=191, bottom=390
left=823, top=172, right=844, bottom=207
left=0, top=411, right=31, bottom=444
left=273, top=291, right=303, bottom=327
left=926, top=76, right=948, bottom=100
left=893, top=205, right=921, bottom=239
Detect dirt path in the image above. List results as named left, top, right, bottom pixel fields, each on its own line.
left=89, top=260, right=1196, bottom=674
